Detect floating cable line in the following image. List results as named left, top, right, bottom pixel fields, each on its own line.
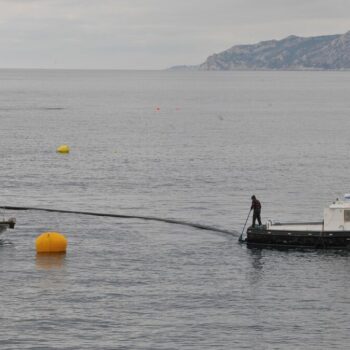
left=0, top=206, right=237, bottom=235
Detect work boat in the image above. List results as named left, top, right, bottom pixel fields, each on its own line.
left=245, top=196, right=350, bottom=249
left=0, top=218, right=16, bottom=235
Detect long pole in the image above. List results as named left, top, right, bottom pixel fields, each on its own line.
left=239, top=209, right=251, bottom=242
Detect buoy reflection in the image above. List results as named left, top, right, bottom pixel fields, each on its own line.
left=36, top=253, right=66, bottom=270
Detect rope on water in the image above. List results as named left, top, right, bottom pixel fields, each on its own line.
left=0, top=205, right=237, bottom=236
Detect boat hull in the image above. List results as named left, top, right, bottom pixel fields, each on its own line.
left=246, top=226, right=350, bottom=249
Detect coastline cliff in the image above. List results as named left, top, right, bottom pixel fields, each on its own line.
left=169, top=31, right=350, bottom=71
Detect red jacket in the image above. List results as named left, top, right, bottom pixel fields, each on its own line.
left=251, top=199, right=261, bottom=212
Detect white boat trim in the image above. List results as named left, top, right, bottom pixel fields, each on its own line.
left=267, top=222, right=323, bottom=232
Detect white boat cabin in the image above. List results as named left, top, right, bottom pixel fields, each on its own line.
left=266, top=195, right=350, bottom=232
left=324, top=195, right=350, bottom=231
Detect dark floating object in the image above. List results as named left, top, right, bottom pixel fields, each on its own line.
left=244, top=195, right=350, bottom=249
left=0, top=218, right=16, bottom=235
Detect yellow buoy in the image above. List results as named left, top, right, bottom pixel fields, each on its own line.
left=36, top=232, right=68, bottom=253
left=56, top=144, right=70, bottom=153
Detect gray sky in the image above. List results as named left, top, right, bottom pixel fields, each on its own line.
left=0, top=0, right=349, bottom=69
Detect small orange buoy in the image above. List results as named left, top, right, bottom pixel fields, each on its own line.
left=155, top=106, right=160, bottom=111
left=56, top=144, right=70, bottom=153
left=36, top=232, right=68, bottom=253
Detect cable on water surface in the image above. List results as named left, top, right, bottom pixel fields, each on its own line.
left=0, top=206, right=238, bottom=236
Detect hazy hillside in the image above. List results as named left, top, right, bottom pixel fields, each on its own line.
left=170, top=31, right=350, bottom=71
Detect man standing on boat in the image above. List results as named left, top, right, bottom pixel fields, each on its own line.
left=251, top=195, right=262, bottom=227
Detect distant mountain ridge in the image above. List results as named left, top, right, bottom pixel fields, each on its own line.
left=170, top=31, right=350, bottom=71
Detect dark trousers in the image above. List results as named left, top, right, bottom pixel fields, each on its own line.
left=252, top=209, right=262, bottom=227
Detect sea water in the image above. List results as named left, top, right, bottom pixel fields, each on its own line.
left=0, top=70, right=349, bottom=349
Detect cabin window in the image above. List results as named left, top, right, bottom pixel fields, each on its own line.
left=344, top=210, right=350, bottom=222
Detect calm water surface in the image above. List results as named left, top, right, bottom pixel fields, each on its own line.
left=0, top=70, right=349, bottom=349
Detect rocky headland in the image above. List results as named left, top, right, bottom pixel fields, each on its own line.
left=169, top=31, right=350, bottom=71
